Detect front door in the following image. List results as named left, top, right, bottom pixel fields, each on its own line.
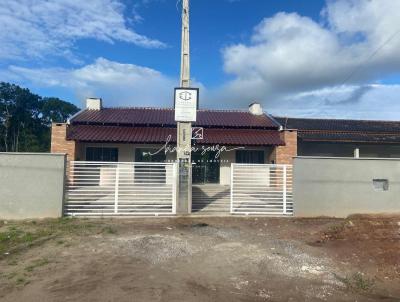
left=192, top=150, right=220, bottom=184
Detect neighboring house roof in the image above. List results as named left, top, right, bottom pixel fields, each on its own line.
left=67, top=125, right=284, bottom=146
left=71, top=107, right=279, bottom=129
left=274, top=117, right=400, bottom=132
left=274, top=117, right=400, bottom=144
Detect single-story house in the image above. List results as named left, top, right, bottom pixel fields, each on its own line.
left=51, top=98, right=400, bottom=185
left=51, top=99, right=295, bottom=185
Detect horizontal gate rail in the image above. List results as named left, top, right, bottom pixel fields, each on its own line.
left=230, top=163, right=293, bottom=216
left=65, top=161, right=177, bottom=217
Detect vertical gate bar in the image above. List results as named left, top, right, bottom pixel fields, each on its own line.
left=283, top=165, right=287, bottom=215
left=65, top=161, right=72, bottom=216
left=172, top=163, right=177, bottom=215
left=114, top=164, right=120, bottom=214
left=230, top=163, right=234, bottom=214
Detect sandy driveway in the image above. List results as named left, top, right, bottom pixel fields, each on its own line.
left=0, top=216, right=399, bottom=301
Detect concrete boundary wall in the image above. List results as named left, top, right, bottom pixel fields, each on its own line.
left=293, top=157, right=400, bottom=217
left=0, top=153, right=66, bottom=219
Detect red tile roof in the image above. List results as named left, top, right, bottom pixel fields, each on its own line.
left=71, top=108, right=279, bottom=129
left=274, top=116, right=400, bottom=132
left=67, top=125, right=284, bottom=146
left=298, top=130, right=400, bottom=144
left=274, top=117, right=400, bottom=143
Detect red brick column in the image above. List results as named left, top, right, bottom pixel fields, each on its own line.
left=270, top=130, right=297, bottom=165
left=51, top=123, right=76, bottom=162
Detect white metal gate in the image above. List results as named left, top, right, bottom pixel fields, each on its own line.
left=230, top=164, right=293, bottom=215
left=65, top=161, right=177, bottom=216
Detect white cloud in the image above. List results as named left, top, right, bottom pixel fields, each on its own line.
left=2, top=0, right=400, bottom=121
left=0, top=0, right=165, bottom=61
left=4, top=58, right=176, bottom=107
left=218, top=0, right=400, bottom=118
left=269, top=84, right=400, bottom=121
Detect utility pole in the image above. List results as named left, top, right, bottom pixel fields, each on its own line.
left=176, top=0, right=192, bottom=214
left=180, top=0, right=190, bottom=88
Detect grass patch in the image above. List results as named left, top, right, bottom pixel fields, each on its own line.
left=48, top=218, right=98, bottom=235
left=338, top=272, right=375, bottom=292
left=6, top=272, right=17, bottom=280
left=15, top=276, right=29, bottom=286
left=7, top=258, right=18, bottom=266
left=102, top=226, right=117, bottom=234
left=318, top=222, right=347, bottom=242
left=0, top=226, right=54, bottom=257
left=0, top=218, right=105, bottom=259
left=25, top=258, right=49, bottom=272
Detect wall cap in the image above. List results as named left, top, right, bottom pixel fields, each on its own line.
left=0, top=152, right=66, bottom=157
left=295, top=156, right=400, bottom=161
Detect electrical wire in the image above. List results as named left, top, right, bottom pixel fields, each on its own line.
left=323, top=29, right=400, bottom=103
left=338, top=29, right=400, bottom=88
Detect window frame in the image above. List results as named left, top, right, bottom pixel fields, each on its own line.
left=235, top=149, right=265, bottom=164
left=85, top=147, right=119, bottom=162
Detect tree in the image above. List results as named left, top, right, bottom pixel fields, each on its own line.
left=0, top=82, right=80, bottom=152
left=41, top=97, right=80, bottom=125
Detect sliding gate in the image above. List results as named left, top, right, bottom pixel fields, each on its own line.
left=65, top=161, right=177, bottom=216
left=230, top=164, right=293, bottom=216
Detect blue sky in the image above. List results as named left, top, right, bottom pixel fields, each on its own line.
left=1, top=0, right=400, bottom=119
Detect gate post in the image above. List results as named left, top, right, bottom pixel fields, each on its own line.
left=230, top=163, right=234, bottom=214
left=172, top=163, right=178, bottom=215
left=283, top=165, right=287, bottom=215
left=114, top=164, right=120, bottom=214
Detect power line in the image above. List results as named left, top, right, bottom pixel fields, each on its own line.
left=323, top=29, right=400, bottom=103
left=338, top=29, right=400, bottom=88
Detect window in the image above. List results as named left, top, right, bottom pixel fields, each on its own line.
left=236, top=150, right=265, bottom=164
left=135, top=148, right=166, bottom=162
left=86, top=147, right=118, bottom=162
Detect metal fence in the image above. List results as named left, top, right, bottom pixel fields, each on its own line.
left=65, top=161, right=177, bottom=216
left=230, top=164, right=293, bottom=216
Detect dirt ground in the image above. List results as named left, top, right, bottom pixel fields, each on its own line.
left=0, top=216, right=399, bottom=302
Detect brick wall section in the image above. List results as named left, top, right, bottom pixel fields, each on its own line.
left=270, top=130, right=297, bottom=165
left=51, top=123, right=76, bottom=162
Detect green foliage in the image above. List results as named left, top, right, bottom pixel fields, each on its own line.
left=25, top=258, right=49, bottom=272
left=41, top=97, right=80, bottom=125
left=0, top=226, right=54, bottom=256
left=0, top=218, right=115, bottom=260
left=102, top=226, right=117, bottom=234
left=338, top=272, right=375, bottom=292
left=0, top=82, right=80, bottom=152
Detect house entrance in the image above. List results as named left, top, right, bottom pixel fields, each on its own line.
left=191, top=150, right=220, bottom=184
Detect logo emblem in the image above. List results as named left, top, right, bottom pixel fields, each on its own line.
left=179, top=91, right=192, bottom=101
left=192, top=127, right=204, bottom=140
